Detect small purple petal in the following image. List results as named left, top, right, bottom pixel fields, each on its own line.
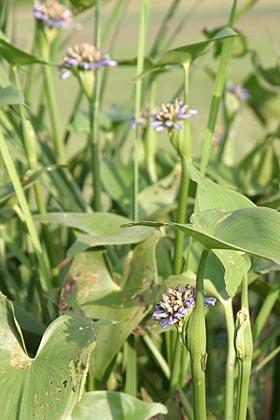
left=173, top=123, right=183, bottom=130
left=60, top=69, right=71, bottom=80
left=204, top=297, right=216, bottom=306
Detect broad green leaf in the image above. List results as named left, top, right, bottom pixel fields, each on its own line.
left=36, top=212, right=154, bottom=256
left=204, top=26, right=247, bottom=57
left=60, top=234, right=160, bottom=380
left=71, top=391, right=167, bottom=420
left=0, top=38, right=47, bottom=66
left=128, top=207, right=280, bottom=264
left=36, top=212, right=130, bottom=236
left=187, top=163, right=255, bottom=211
left=187, top=163, right=253, bottom=296
left=135, top=27, right=237, bottom=81
left=0, top=292, right=96, bottom=419
left=0, top=85, right=24, bottom=107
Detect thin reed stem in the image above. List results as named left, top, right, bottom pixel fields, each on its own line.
left=90, top=0, right=102, bottom=211
left=199, top=0, right=238, bottom=175
left=235, top=274, right=253, bottom=420
left=133, top=0, right=149, bottom=220
left=223, top=298, right=236, bottom=420
left=187, top=249, right=209, bottom=420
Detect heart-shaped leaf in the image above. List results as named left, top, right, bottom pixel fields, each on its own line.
left=71, top=391, right=167, bottom=420
left=0, top=292, right=96, bottom=419
left=60, top=233, right=160, bottom=380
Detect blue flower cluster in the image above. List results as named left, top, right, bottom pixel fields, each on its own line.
left=33, top=0, right=72, bottom=29
left=60, top=43, right=117, bottom=79
left=152, top=285, right=216, bottom=328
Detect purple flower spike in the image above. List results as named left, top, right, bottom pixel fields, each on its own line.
left=228, top=82, right=250, bottom=101
left=33, top=1, right=72, bottom=29
left=150, top=98, right=197, bottom=133
left=60, top=43, right=117, bottom=79
left=151, top=284, right=216, bottom=330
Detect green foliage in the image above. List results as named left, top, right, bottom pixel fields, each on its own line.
left=0, top=1, right=279, bottom=418
left=72, top=391, right=167, bottom=419
left=0, top=292, right=96, bottom=419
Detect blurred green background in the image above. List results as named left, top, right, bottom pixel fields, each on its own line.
left=12, top=0, right=280, bottom=159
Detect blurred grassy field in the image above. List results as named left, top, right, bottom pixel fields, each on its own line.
left=13, top=0, right=280, bottom=158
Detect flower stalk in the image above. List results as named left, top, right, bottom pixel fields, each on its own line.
left=235, top=274, right=253, bottom=420
left=199, top=0, right=238, bottom=174
left=133, top=0, right=149, bottom=220
left=185, top=249, right=209, bottom=420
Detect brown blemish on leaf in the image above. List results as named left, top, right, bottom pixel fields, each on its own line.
left=10, top=343, right=31, bottom=369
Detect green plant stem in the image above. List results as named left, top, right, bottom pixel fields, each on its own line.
left=235, top=274, right=253, bottom=420
left=199, top=0, right=238, bottom=175
left=187, top=249, right=209, bottom=420
left=254, top=345, right=280, bottom=374
left=13, top=68, right=58, bottom=279
left=133, top=0, right=149, bottom=221
left=63, top=90, right=83, bottom=144
left=169, top=336, right=183, bottom=393
left=252, top=275, right=280, bottom=341
left=43, top=62, right=66, bottom=165
left=89, top=0, right=102, bottom=211
left=178, top=388, right=194, bottom=420
left=145, top=79, right=157, bottom=182
left=173, top=158, right=190, bottom=274
left=0, top=129, right=50, bottom=293
left=223, top=298, right=236, bottom=420
left=149, top=0, right=181, bottom=57
left=124, top=336, right=137, bottom=396
left=143, top=334, right=170, bottom=380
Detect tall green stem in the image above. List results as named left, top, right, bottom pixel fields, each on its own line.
left=145, top=79, right=157, bottom=182
left=43, top=60, right=66, bottom=165
left=186, top=249, right=209, bottom=420
left=13, top=68, right=58, bottom=279
left=133, top=0, right=149, bottom=220
left=223, top=298, right=236, bottom=420
left=124, top=336, right=137, bottom=396
left=235, top=274, right=253, bottom=420
left=173, top=158, right=190, bottom=274
left=90, top=0, right=102, bottom=211
left=199, top=0, right=238, bottom=175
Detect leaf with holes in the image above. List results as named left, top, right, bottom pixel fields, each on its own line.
left=0, top=292, right=96, bottom=419
left=60, top=233, right=160, bottom=380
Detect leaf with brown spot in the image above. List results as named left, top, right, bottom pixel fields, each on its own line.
left=0, top=292, right=96, bottom=418
left=60, top=233, right=161, bottom=380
